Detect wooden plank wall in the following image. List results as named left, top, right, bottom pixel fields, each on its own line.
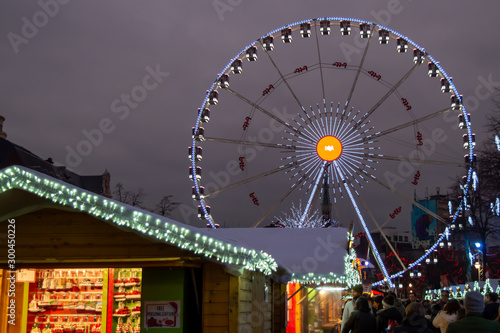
left=272, top=282, right=286, bottom=333
left=202, top=263, right=231, bottom=333
left=239, top=270, right=273, bottom=333
left=0, top=209, right=192, bottom=263
left=202, top=263, right=283, bottom=333
left=238, top=270, right=252, bottom=331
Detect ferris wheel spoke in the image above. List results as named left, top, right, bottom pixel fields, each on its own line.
left=204, top=136, right=296, bottom=150
left=367, top=174, right=449, bottom=225
left=362, top=107, right=453, bottom=142
left=313, top=22, right=326, bottom=103
left=205, top=163, right=295, bottom=198
left=333, top=160, right=394, bottom=287
left=344, top=26, right=375, bottom=110
left=297, top=158, right=324, bottom=188
left=367, top=154, right=465, bottom=168
left=312, top=104, right=328, bottom=138
left=336, top=107, right=357, bottom=139
left=252, top=175, right=305, bottom=228
left=225, top=87, right=299, bottom=133
left=356, top=193, right=408, bottom=271
left=259, top=40, right=307, bottom=116
left=294, top=117, right=323, bottom=142
left=356, top=62, right=421, bottom=128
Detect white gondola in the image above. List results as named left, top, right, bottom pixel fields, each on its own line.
left=230, top=59, right=242, bottom=74
left=359, top=23, right=371, bottom=38
left=320, top=20, right=330, bottom=35
left=188, top=146, right=203, bottom=161
left=340, top=20, right=351, bottom=35
left=451, top=95, right=462, bottom=111
left=413, top=49, right=425, bottom=64
left=198, top=108, right=210, bottom=123
left=427, top=62, right=439, bottom=77
left=458, top=113, right=470, bottom=129
left=300, top=22, right=311, bottom=38
left=192, top=126, right=205, bottom=141
left=189, top=166, right=202, bottom=181
left=198, top=205, right=211, bottom=219
left=463, top=133, right=475, bottom=149
left=440, top=77, right=451, bottom=93
left=378, top=29, right=389, bottom=44
left=208, top=90, right=219, bottom=105
left=281, top=28, right=292, bottom=43
left=245, top=46, right=257, bottom=61
left=192, top=186, right=205, bottom=199
left=396, top=38, right=408, bottom=53
left=262, top=36, right=274, bottom=51
left=218, top=74, right=229, bottom=89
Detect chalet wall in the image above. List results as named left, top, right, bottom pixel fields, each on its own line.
left=202, top=263, right=285, bottom=333
left=0, top=208, right=199, bottom=266
left=202, top=263, right=233, bottom=332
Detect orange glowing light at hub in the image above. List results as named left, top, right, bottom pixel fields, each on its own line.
left=316, top=136, right=342, bottom=161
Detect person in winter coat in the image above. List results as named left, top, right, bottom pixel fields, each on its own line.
left=446, top=291, right=500, bottom=333
left=372, top=295, right=384, bottom=316
left=432, top=299, right=461, bottom=333
left=387, top=291, right=406, bottom=318
left=484, top=292, right=500, bottom=320
left=375, top=295, right=404, bottom=333
left=394, top=302, right=433, bottom=333
left=342, top=297, right=376, bottom=333
left=341, top=285, right=364, bottom=332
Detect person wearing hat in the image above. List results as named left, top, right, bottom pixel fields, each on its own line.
left=341, top=284, right=363, bottom=332
left=375, top=294, right=404, bottom=333
left=446, top=291, right=500, bottom=333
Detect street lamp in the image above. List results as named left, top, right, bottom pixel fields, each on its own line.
left=474, top=242, right=483, bottom=280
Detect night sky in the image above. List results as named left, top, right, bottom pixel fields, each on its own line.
left=1, top=1, right=499, bottom=230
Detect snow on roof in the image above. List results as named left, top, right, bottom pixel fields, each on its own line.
left=0, top=166, right=277, bottom=275
left=205, top=227, right=349, bottom=278
left=1, top=166, right=351, bottom=282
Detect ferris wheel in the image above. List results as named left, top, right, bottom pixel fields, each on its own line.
left=189, top=17, right=474, bottom=286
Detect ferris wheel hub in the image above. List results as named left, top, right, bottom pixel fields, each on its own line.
left=316, top=135, right=342, bottom=161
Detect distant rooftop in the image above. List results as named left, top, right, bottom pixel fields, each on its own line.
left=0, top=137, right=109, bottom=196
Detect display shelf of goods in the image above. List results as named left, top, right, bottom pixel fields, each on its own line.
left=112, top=268, right=142, bottom=332
left=27, top=268, right=106, bottom=333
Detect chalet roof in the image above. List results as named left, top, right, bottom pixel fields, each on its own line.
left=0, top=138, right=103, bottom=195
left=0, top=165, right=352, bottom=285
left=205, top=228, right=349, bottom=284
left=0, top=166, right=277, bottom=275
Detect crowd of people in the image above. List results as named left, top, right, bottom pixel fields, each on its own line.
left=340, top=285, right=500, bottom=333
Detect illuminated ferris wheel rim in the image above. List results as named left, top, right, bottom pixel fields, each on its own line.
left=190, top=17, right=475, bottom=287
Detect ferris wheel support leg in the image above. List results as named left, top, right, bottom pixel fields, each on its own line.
left=300, top=162, right=327, bottom=225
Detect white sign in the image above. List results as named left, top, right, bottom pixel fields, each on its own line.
left=16, top=269, right=36, bottom=282
left=144, top=301, right=181, bottom=328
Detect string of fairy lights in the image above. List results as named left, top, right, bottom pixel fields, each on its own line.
left=0, top=166, right=364, bottom=286
left=0, top=166, right=277, bottom=276
left=191, top=17, right=474, bottom=288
